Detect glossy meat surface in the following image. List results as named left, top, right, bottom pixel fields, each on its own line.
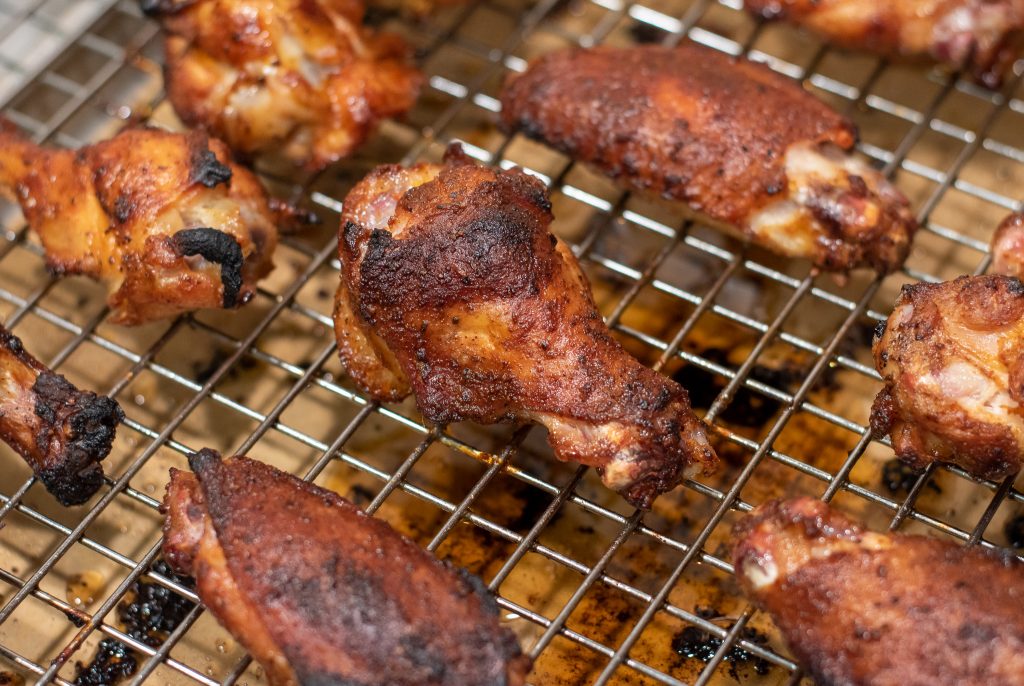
left=163, top=450, right=530, bottom=686
left=333, top=146, right=718, bottom=508
left=733, top=498, right=1024, bottom=686
left=991, top=212, right=1024, bottom=278
left=0, top=325, right=122, bottom=505
left=500, top=44, right=917, bottom=273
left=871, top=275, right=1024, bottom=480
left=145, top=0, right=422, bottom=170
left=746, top=0, right=1024, bottom=89
left=0, top=125, right=279, bottom=325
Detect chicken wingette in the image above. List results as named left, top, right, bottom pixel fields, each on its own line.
left=734, top=498, right=1024, bottom=686
left=332, top=145, right=718, bottom=509
left=745, top=0, right=1024, bottom=89
left=870, top=275, right=1024, bottom=480
left=500, top=44, right=917, bottom=274
left=142, top=0, right=423, bottom=171
left=163, top=450, right=531, bottom=686
left=0, top=325, right=122, bottom=505
left=0, top=125, right=279, bottom=325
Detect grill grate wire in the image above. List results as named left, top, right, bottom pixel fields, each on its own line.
left=0, top=0, right=1022, bottom=684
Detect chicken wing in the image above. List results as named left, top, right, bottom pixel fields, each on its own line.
left=163, top=449, right=531, bottom=686
left=733, top=497, right=1024, bottom=686
left=499, top=44, right=917, bottom=274
left=142, top=0, right=423, bottom=171
left=870, top=275, right=1024, bottom=480
left=991, top=212, right=1024, bottom=278
left=332, top=145, right=717, bottom=508
left=745, top=0, right=1024, bottom=89
left=0, top=325, right=122, bottom=505
left=0, top=125, right=279, bottom=325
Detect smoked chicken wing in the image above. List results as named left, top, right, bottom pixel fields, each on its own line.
left=870, top=275, right=1024, bottom=480
left=332, top=145, right=718, bottom=509
left=500, top=44, right=917, bottom=274
left=0, top=125, right=279, bottom=325
left=0, top=325, right=122, bottom=505
left=143, top=0, right=423, bottom=171
left=991, top=212, right=1024, bottom=278
left=733, top=497, right=1024, bottom=686
left=163, top=450, right=531, bottom=686
left=745, top=0, right=1024, bottom=89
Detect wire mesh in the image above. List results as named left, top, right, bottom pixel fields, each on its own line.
left=0, top=0, right=1022, bottom=684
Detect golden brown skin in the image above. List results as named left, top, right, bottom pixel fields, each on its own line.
left=500, top=44, right=917, bottom=274
left=991, top=212, right=1024, bottom=278
left=332, top=145, right=718, bottom=508
left=143, top=0, right=423, bottom=171
left=870, top=275, right=1024, bottom=480
left=733, top=498, right=1024, bottom=686
left=0, top=125, right=279, bottom=325
left=746, top=0, right=1024, bottom=89
left=163, top=450, right=531, bottom=686
left=0, top=325, right=123, bottom=505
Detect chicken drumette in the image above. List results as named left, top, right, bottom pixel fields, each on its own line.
left=0, top=125, right=279, bottom=325
left=0, top=325, right=122, bottom=505
left=745, top=0, right=1024, bottom=89
left=333, top=145, right=718, bottom=508
left=991, top=212, right=1024, bottom=278
left=500, top=44, right=917, bottom=274
left=142, top=0, right=423, bottom=171
left=870, top=275, right=1024, bottom=480
left=733, top=498, right=1024, bottom=686
left=163, top=450, right=531, bottom=686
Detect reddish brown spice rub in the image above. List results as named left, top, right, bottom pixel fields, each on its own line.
left=163, top=450, right=531, bottom=686
left=332, top=145, right=718, bottom=508
left=734, top=497, right=1024, bottom=686
left=500, top=43, right=917, bottom=273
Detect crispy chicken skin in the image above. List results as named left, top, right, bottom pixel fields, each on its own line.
left=733, top=498, right=1024, bottom=686
left=0, top=125, right=279, bottom=325
left=991, top=212, right=1024, bottom=278
left=746, top=0, right=1024, bottom=89
left=0, top=325, right=122, bottom=505
left=142, top=0, right=423, bottom=171
left=332, top=145, right=717, bottom=508
left=870, top=275, right=1024, bottom=480
left=163, top=450, right=531, bottom=686
left=500, top=44, right=917, bottom=274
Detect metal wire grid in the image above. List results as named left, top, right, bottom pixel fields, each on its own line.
left=0, top=0, right=1021, bottom=684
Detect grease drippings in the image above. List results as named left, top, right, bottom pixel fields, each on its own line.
left=671, top=608, right=772, bottom=680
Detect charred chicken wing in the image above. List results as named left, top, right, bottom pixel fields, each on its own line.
left=746, top=0, right=1024, bottom=89
left=870, top=275, right=1024, bottom=480
left=991, top=212, right=1024, bottom=278
left=163, top=449, right=531, bottom=686
left=143, top=0, right=423, bottom=171
left=0, top=325, right=122, bottom=505
left=0, top=126, right=279, bottom=325
left=332, top=145, right=718, bottom=509
left=733, top=497, right=1024, bottom=686
left=500, top=44, right=917, bottom=274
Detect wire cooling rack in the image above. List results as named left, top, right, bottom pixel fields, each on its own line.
left=0, top=0, right=1022, bottom=684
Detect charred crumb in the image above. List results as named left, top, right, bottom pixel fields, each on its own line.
left=74, top=560, right=195, bottom=686
left=1005, top=513, right=1024, bottom=548
left=881, top=459, right=940, bottom=495
left=188, top=148, right=232, bottom=189
left=671, top=611, right=772, bottom=679
left=628, top=20, right=668, bottom=44
left=74, top=638, right=136, bottom=686
left=0, top=672, right=24, bottom=686
left=118, top=559, right=196, bottom=647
